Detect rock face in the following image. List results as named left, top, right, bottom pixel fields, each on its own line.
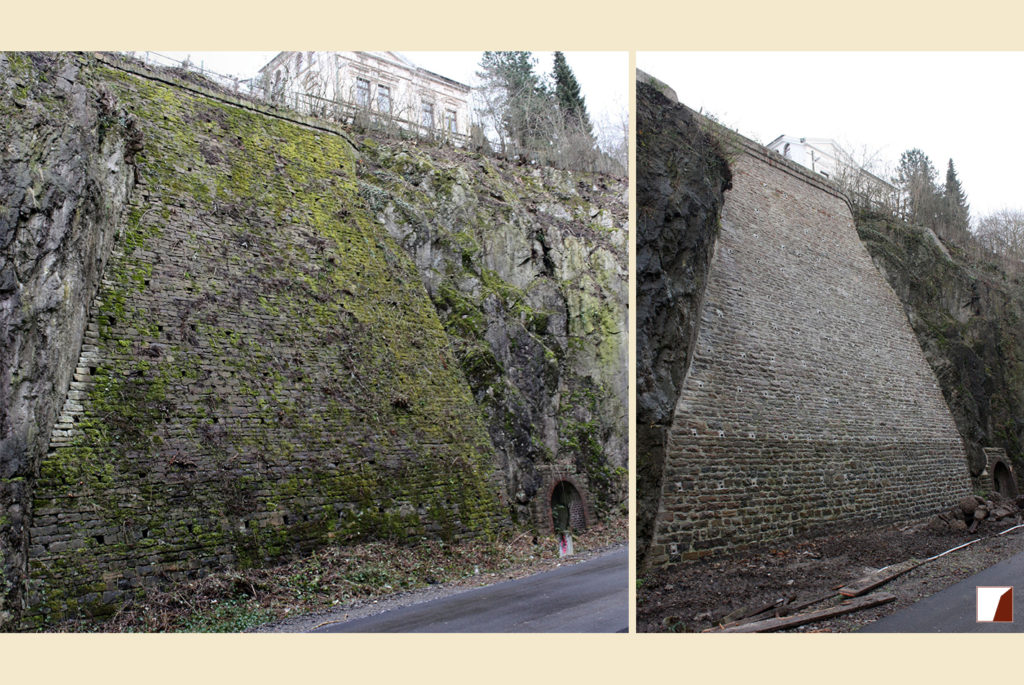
left=635, top=73, right=731, bottom=566
left=0, top=53, right=135, bottom=625
left=855, top=210, right=1024, bottom=481
left=643, top=103, right=972, bottom=568
left=357, top=132, right=628, bottom=528
left=1, top=53, right=626, bottom=628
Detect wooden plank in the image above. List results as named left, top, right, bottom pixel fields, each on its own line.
left=718, top=592, right=897, bottom=633
left=838, top=559, right=921, bottom=597
left=707, top=590, right=844, bottom=631
left=775, top=589, right=837, bottom=617
left=717, top=599, right=784, bottom=626
left=747, top=594, right=797, bottom=620
left=707, top=596, right=795, bottom=631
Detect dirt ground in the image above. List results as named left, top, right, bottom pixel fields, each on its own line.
left=43, top=516, right=626, bottom=632
left=638, top=515, right=1024, bottom=633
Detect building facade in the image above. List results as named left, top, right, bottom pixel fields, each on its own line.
left=767, top=135, right=897, bottom=210
left=257, top=51, right=472, bottom=137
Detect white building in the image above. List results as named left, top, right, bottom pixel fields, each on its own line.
left=257, top=51, right=472, bottom=138
left=767, top=135, right=896, bottom=209
left=767, top=135, right=850, bottom=179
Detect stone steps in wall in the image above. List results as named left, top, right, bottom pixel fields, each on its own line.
left=48, top=312, right=101, bottom=449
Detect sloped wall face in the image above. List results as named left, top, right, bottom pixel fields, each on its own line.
left=356, top=138, right=628, bottom=526
left=647, top=147, right=972, bottom=567
left=855, top=211, right=1024, bottom=480
left=25, top=61, right=505, bottom=624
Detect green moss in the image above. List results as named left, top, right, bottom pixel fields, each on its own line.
left=28, top=58, right=506, bottom=622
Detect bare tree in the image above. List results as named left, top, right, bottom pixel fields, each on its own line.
left=975, top=209, right=1024, bottom=262
left=830, top=143, right=897, bottom=214
left=592, top=104, right=628, bottom=175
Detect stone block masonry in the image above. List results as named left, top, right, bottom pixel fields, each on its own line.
left=646, top=135, right=972, bottom=568
left=23, top=57, right=507, bottom=625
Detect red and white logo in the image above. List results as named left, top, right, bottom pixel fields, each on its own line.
left=977, top=586, right=1013, bottom=623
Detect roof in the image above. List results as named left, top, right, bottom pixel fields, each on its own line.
left=257, top=51, right=470, bottom=93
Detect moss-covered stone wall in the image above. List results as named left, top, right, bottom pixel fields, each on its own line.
left=22, top=56, right=506, bottom=626
left=352, top=129, right=628, bottom=528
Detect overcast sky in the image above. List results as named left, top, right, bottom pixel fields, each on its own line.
left=638, top=52, right=1024, bottom=220
left=157, top=50, right=627, bottom=143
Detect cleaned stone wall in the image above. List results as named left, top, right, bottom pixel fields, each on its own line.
left=647, top=137, right=972, bottom=568
left=23, top=57, right=506, bottom=625
left=855, top=210, right=1024, bottom=482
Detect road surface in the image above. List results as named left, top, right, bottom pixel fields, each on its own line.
left=862, top=547, right=1024, bottom=632
left=311, top=546, right=627, bottom=633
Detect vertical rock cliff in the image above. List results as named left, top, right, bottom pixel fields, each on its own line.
left=856, top=210, right=1024, bottom=482
left=356, top=139, right=628, bottom=528
left=0, top=53, right=135, bottom=624
left=635, top=72, right=730, bottom=565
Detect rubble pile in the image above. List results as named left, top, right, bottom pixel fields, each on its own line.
left=927, top=494, right=1024, bottom=534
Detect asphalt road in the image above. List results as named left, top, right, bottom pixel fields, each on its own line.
left=862, top=547, right=1024, bottom=632
left=311, top=546, right=627, bottom=633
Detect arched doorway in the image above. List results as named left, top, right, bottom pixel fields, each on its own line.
left=550, top=480, right=587, bottom=533
left=993, top=461, right=1018, bottom=498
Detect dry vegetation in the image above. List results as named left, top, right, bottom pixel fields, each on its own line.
left=44, top=516, right=626, bottom=633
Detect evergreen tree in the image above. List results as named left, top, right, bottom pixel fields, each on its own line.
left=552, top=51, right=592, bottom=137
left=942, top=158, right=971, bottom=239
left=476, top=51, right=554, bottom=155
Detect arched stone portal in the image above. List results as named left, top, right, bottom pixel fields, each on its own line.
left=550, top=480, right=587, bottom=533
left=993, top=461, right=1018, bottom=499
left=982, top=447, right=1018, bottom=499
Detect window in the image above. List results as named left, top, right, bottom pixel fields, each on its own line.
left=355, top=78, right=370, bottom=107
left=377, top=85, right=391, bottom=114
left=421, top=102, right=434, bottom=128
left=445, top=109, right=456, bottom=133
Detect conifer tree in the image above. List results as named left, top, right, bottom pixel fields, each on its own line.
left=942, top=158, right=971, bottom=239
left=552, top=51, right=592, bottom=137
left=476, top=51, right=553, bottom=155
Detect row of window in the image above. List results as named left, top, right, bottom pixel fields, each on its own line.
left=354, top=78, right=457, bottom=132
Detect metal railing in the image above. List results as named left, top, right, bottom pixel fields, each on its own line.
left=124, top=51, right=471, bottom=147
left=128, top=51, right=255, bottom=94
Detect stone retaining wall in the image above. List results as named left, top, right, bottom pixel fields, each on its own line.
left=23, top=57, right=506, bottom=624
left=647, top=138, right=972, bottom=567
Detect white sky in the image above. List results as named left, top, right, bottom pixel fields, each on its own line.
left=638, top=52, right=1024, bottom=219
left=157, top=50, right=627, bottom=144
